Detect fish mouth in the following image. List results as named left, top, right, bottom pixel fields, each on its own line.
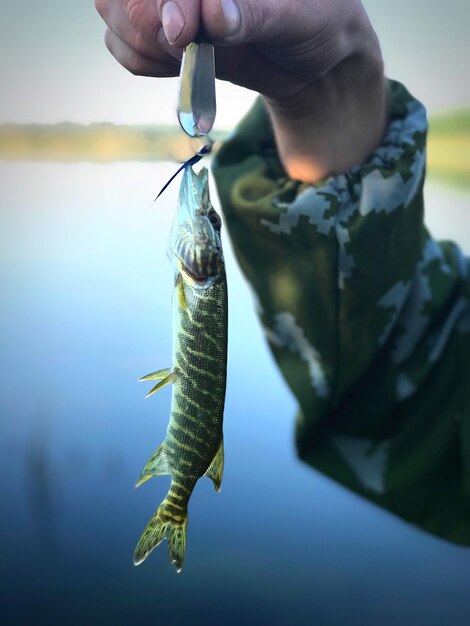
left=176, top=245, right=223, bottom=283
left=169, top=166, right=224, bottom=282
left=172, top=222, right=223, bottom=282
left=179, top=264, right=210, bottom=283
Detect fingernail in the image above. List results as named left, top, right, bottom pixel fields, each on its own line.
left=161, top=1, right=185, bottom=44
left=221, top=0, right=241, bottom=36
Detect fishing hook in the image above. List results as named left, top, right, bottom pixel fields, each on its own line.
left=155, top=141, right=213, bottom=201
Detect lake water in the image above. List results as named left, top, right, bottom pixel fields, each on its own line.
left=0, top=162, right=469, bottom=626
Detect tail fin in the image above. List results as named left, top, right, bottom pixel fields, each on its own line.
left=133, top=501, right=188, bottom=573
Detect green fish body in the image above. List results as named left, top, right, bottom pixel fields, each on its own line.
left=134, top=166, right=227, bottom=572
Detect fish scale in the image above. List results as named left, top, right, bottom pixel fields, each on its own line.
left=173, top=280, right=227, bottom=462
left=134, top=166, right=227, bottom=572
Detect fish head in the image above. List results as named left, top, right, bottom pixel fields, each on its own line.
left=169, top=166, right=224, bottom=284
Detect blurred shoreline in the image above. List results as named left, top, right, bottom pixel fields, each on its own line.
left=427, top=110, right=470, bottom=189
left=0, top=122, right=226, bottom=164
left=0, top=113, right=468, bottom=189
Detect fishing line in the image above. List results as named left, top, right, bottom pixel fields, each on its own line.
left=155, top=141, right=213, bottom=201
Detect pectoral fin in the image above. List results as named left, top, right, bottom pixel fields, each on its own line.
left=143, top=370, right=175, bottom=398
left=204, top=438, right=224, bottom=492
left=140, top=368, right=172, bottom=382
left=136, top=443, right=169, bottom=487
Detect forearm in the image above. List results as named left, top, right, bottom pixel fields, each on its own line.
left=263, top=14, right=387, bottom=182
left=213, top=79, right=430, bottom=417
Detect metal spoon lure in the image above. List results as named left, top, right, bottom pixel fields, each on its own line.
left=177, top=36, right=216, bottom=138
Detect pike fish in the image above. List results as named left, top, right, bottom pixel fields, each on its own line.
left=134, top=166, right=227, bottom=572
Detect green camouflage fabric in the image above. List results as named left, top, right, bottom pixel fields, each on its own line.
left=212, top=80, right=470, bottom=544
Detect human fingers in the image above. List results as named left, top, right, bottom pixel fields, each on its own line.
left=96, top=0, right=180, bottom=62
left=154, top=0, right=359, bottom=78
left=154, top=0, right=201, bottom=46
left=199, top=0, right=358, bottom=74
left=104, top=28, right=179, bottom=77
left=195, top=0, right=313, bottom=44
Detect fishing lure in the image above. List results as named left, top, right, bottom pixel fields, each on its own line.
left=134, top=165, right=227, bottom=572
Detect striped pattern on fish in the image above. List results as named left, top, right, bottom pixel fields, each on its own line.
left=134, top=166, right=227, bottom=572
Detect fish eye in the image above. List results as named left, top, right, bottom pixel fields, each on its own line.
left=208, top=211, right=222, bottom=230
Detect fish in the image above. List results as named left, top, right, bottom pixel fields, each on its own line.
left=133, top=165, right=227, bottom=573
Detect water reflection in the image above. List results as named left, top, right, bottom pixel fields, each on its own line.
left=26, top=405, right=60, bottom=559
left=1, top=162, right=470, bottom=626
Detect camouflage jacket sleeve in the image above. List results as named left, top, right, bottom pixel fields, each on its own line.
left=212, top=80, right=470, bottom=544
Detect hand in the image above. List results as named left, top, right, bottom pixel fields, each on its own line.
left=96, top=0, right=386, bottom=181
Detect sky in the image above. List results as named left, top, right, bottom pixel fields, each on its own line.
left=0, top=0, right=469, bottom=127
